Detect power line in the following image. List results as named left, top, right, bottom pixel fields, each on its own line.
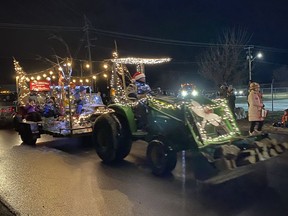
left=255, top=45, right=288, bottom=54
left=260, top=60, right=288, bottom=67
left=0, top=23, right=81, bottom=31
left=89, top=27, right=220, bottom=48
left=1, top=22, right=288, bottom=55
left=0, top=22, right=234, bottom=48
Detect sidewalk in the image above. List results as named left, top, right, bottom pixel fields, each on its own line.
left=237, top=118, right=288, bottom=135
left=0, top=200, right=16, bottom=216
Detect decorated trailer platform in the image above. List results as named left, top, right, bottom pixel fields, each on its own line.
left=13, top=58, right=113, bottom=145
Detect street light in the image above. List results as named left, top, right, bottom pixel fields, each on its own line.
left=247, top=52, right=263, bottom=81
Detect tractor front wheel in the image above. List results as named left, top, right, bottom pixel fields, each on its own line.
left=146, top=140, right=177, bottom=176
left=93, top=113, right=132, bottom=163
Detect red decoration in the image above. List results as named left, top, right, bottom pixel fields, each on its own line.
left=30, top=81, right=50, bottom=91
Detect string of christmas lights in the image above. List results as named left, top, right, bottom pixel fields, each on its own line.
left=110, top=57, right=171, bottom=65
left=15, top=58, right=110, bottom=87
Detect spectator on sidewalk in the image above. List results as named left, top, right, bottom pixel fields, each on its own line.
left=282, top=109, right=288, bottom=127
left=273, top=108, right=288, bottom=128
left=247, top=82, right=265, bottom=135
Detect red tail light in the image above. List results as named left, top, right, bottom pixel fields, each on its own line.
left=9, top=107, right=15, bottom=112
left=0, top=107, right=15, bottom=113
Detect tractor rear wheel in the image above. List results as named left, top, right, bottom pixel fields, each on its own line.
left=93, top=113, right=132, bottom=163
left=147, top=140, right=177, bottom=176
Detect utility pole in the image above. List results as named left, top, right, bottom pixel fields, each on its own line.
left=83, top=15, right=93, bottom=76
left=271, top=77, right=274, bottom=112
left=245, top=45, right=254, bottom=81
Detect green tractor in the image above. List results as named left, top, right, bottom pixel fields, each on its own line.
left=92, top=57, right=287, bottom=182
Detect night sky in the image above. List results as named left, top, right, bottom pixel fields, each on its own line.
left=1, top=0, right=288, bottom=90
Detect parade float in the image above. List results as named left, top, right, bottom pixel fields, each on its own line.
left=14, top=54, right=288, bottom=183
left=14, top=58, right=112, bottom=145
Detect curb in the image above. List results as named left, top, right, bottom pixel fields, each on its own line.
left=0, top=197, right=18, bottom=216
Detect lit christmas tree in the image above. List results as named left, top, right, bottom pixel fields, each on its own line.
left=14, top=58, right=30, bottom=106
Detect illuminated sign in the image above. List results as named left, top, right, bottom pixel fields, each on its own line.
left=30, top=81, right=50, bottom=91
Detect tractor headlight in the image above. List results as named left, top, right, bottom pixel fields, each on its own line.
left=191, top=90, right=198, bottom=96
left=181, top=90, right=188, bottom=97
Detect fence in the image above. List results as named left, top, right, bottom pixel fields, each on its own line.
left=234, top=85, right=288, bottom=112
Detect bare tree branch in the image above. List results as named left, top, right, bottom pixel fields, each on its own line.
left=197, top=27, right=251, bottom=87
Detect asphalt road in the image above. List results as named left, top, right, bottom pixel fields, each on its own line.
left=1, top=129, right=288, bottom=216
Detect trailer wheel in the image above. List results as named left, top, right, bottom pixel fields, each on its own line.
left=20, top=135, right=37, bottom=146
left=147, top=140, right=177, bottom=176
left=93, top=113, right=132, bottom=163
left=18, top=123, right=37, bottom=146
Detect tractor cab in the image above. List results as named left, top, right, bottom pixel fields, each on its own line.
left=106, top=57, right=171, bottom=104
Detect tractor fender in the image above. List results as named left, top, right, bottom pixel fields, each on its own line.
left=19, top=121, right=41, bottom=135
left=108, top=104, right=137, bottom=133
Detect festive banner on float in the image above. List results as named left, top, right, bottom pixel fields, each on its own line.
left=30, top=81, right=50, bottom=91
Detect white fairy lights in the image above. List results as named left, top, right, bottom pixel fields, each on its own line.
left=110, top=57, right=171, bottom=65
left=14, top=59, right=30, bottom=105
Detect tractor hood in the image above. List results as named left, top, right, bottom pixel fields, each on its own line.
left=148, top=95, right=241, bottom=147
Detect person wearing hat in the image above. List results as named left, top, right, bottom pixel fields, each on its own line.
left=247, top=82, right=264, bottom=135
left=132, top=71, right=151, bottom=97
left=131, top=71, right=152, bottom=130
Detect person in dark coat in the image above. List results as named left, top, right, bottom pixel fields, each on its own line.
left=227, top=86, right=236, bottom=118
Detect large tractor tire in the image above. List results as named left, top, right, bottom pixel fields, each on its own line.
left=18, top=123, right=37, bottom=146
left=146, top=140, right=177, bottom=176
left=93, top=113, right=132, bottom=163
